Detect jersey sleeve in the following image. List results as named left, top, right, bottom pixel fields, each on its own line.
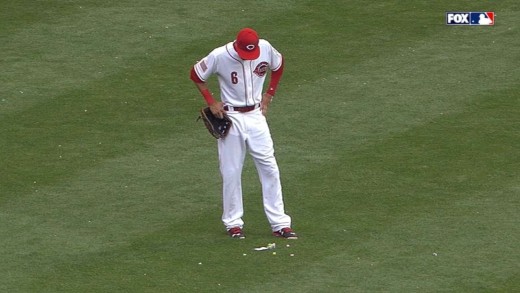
left=193, top=52, right=217, bottom=82
left=269, top=44, right=283, bottom=71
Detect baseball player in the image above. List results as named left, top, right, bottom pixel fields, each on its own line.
left=190, top=28, right=297, bottom=239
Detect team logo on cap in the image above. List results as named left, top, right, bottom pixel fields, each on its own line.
left=246, top=44, right=256, bottom=51
left=253, top=62, right=268, bottom=77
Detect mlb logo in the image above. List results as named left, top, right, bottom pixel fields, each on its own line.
left=470, top=12, right=494, bottom=25
left=446, top=12, right=494, bottom=26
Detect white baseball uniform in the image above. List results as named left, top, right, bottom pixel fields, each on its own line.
left=193, top=39, right=292, bottom=232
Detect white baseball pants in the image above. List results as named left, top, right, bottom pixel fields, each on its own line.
left=218, top=108, right=291, bottom=232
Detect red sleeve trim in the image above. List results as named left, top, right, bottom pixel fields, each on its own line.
left=267, top=58, right=284, bottom=96
left=190, top=66, right=203, bottom=83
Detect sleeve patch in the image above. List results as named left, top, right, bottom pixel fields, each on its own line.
left=200, top=60, right=208, bottom=72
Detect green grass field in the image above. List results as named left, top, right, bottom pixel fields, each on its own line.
left=1, top=0, right=519, bottom=292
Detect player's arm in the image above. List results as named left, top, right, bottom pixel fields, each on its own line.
left=261, top=57, right=284, bottom=115
left=190, top=66, right=225, bottom=118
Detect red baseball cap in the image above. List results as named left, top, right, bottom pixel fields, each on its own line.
left=234, top=28, right=260, bottom=60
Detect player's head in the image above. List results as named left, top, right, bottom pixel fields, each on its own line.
left=234, top=28, right=260, bottom=60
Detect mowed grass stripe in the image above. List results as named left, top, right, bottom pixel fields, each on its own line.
left=302, top=86, right=519, bottom=229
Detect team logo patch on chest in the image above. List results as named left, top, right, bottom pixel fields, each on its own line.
left=253, top=62, right=269, bottom=77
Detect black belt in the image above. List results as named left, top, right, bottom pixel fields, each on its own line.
left=224, top=104, right=260, bottom=112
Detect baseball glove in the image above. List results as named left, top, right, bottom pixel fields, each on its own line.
left=198, top=107, right=232, bottom=139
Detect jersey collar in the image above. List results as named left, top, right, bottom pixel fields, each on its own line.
left=227, top=42, right=244, bottom=61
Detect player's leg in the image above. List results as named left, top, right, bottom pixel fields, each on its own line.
left=246, top=111, right=291, bottom=231
left=218, top=115, right=247, bottom=231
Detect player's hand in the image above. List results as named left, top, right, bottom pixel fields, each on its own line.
left=209, top=101, right=225, bottom=119
left=261, top=93, right=273, bottom=116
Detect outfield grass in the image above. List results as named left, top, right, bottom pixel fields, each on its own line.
left=1, top=0, right=519, bottom=292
